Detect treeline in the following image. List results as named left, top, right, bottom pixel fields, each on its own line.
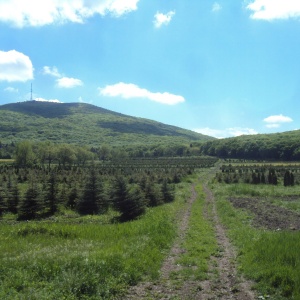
left=1, top=140, right=204, bottom=163
left=0, top=163, right=185, bottom=222
left=199, top=130, right=300, bottom=160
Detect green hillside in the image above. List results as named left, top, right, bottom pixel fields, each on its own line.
left=0, top=101, right=214, bottom=146
left=200, top=130, right=300, bottom=160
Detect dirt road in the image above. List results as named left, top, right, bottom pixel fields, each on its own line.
left=125, top=168, right=256, bottom=299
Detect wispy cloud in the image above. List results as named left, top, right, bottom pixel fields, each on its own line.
left=43, top=66, right=83, bottom=88
left=247, top=0, right=300, bottom=20
left=0, top=0, right=139, bottom=28
left=194, top=127, right=257, bottom=139
left=263, top=114, right=293, bottom=128
left=0, top=50, right=33, bottom=82
left=43, top=66, right=61, bottom=78
left=4, top=86, right=18, bottom=93
left=99, top=82, right=185, bottom=105
left=212, top=2, right=222, bottom=12
left=153, top=11, right=175, bottom=28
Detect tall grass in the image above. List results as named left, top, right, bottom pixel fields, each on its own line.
left=0, top=181, right=191, bottom=299
left=214, top=183, right=300, bottom=299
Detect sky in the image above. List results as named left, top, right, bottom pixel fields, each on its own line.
left=0, top=0, right=300, bottom=139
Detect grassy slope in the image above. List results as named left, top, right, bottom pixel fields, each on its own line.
left=0, top=101, right=214, bottom=146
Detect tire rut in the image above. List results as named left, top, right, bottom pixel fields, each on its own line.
left=200, top=184, right=256, bottom=300
left=124, top=166, right=256, bottom=299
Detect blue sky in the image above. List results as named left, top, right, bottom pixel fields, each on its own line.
left=0, top=0, right=300, bottom=138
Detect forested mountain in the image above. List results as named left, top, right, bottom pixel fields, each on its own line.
left=0, top=101, right=214, bottom=146
left=200, top=130, right=300, bottom=160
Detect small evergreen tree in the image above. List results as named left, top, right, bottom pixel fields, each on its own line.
left=111, top=177, right=146, bottom=221
left=18, top=185, right=40, bottom=220
left=7, top=182, right=19, bottom=214
left=144, top=182, right=162, bottom=207
left=77, top=168, right=107, bottom=215
left=44, top=172, right=58, bottom=215
left=161, top=180, right=175, bottom=203
left=67, top=186, right=79, bottom=209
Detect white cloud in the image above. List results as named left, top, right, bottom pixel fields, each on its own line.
left=153, top=11, right=175, bottom=28
left=4, top=86, right=18, bottom=93
left=212, top=2, right=222, bottom=12
left=43, top=66, right=83, bottom=88
left=35, top=98, right=62, bottom=103
left=0, top=0, right=139, bottom=28
left=247, top=0, right=300, bottom=20
left=0, top=50, right=33, bottom=82
left=263, top=114, right=293, bottom=128
left=194, top=127, right=257, bottom=139
left=99, top=82, right=185, bottom=105
left=56, top=77, right=83, bottom=88
left=43, top=66, right=61, bottom=77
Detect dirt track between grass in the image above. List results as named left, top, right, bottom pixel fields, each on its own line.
left=124, top=167, right=256, bottom=299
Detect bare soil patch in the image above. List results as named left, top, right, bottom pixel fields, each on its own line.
left=228, top=197, right=300, bottom=231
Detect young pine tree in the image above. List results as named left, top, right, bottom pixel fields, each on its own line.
left=18, top=185, right=40, bottom=220
left=161, top=180, right=175, bottom=203
left=111, top=177, right=146, bottom=221
left=44, top=172, right=58, bottom=216
left=77, top=168, right=107, bottom=215
left=7, top=182, right=19, bottom=214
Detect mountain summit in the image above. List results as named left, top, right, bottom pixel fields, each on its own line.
left=0, top=101, right=214, bottom=146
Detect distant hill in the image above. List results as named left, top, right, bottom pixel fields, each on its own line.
left=0, top=101, right=214, bottom=146
left=200, top=130, right=300, bottom=160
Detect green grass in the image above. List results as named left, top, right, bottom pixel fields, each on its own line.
left=172, top=178, right=217, bottom=283
left=213, top=183, right=300, bottom=299
left=0, top=182, right=190, bottom=299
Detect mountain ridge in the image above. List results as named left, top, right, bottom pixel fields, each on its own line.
left=0, top=101, right=214, bottom=146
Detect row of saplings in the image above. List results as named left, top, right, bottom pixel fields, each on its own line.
left=216, top=169, right=295, bottom=186
left=0, top=168, right=175, bottom=222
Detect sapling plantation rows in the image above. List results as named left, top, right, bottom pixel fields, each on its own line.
left=216, top=163, right=300, bottom=186
left=0, top=157, right=217, bottom=222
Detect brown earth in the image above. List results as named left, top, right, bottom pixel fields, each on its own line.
left=123, top=168, right=256, bottom=299
left=228, top=197, right=300, bottom=231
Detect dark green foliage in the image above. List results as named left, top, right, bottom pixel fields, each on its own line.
left=18, top=186, right=40, bottom=220
left=144, top=182, right=162, bottom=207
left=284, top=171, right=295, bottom=187
left=268, top=169, right=278, bottom=185
left=67, top=186, right=79, bottom=209
left=161, top=180, right=175, bottom=203
left=111, top=177, right=146, bottom=221
left=44, top=173, right=58, bottom=215
left=6, top=182, right=19, bottom=214
left=77, top=168, right=107, bottom=215
left=200, top=130, right=300, bottom=160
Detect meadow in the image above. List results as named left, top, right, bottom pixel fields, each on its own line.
left=1, top=159, right=300, bottom=299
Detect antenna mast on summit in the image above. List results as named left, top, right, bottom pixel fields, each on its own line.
left=30, top=83, right=33, bottom=101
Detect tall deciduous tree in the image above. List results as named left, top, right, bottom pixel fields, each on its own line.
left=15, top=141, right=35, bottom=167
